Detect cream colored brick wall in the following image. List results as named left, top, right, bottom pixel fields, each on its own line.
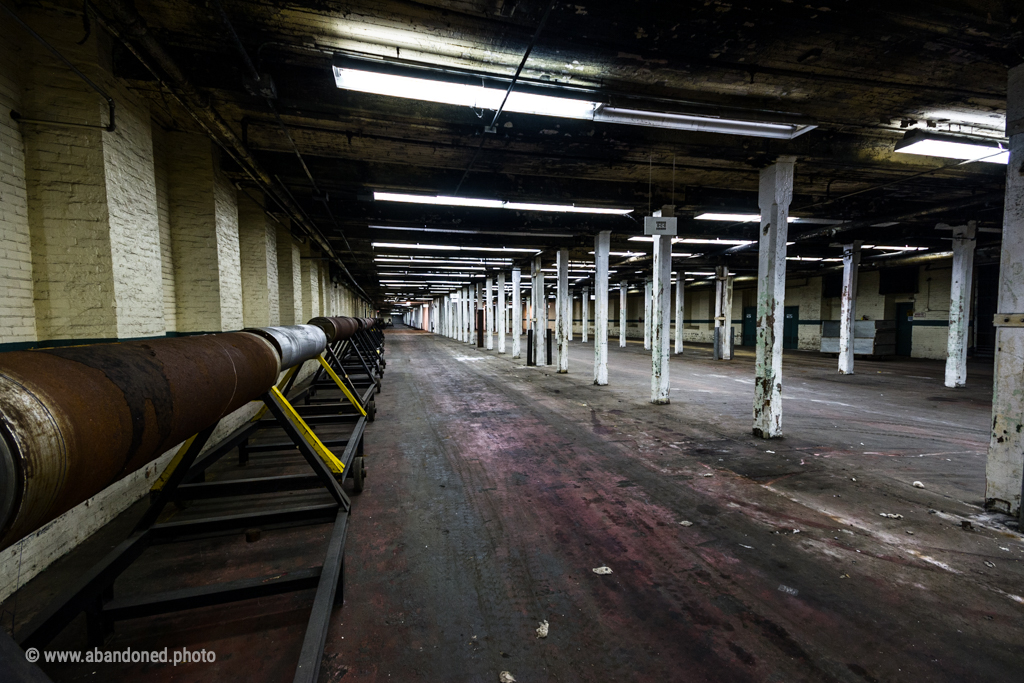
left=103, top=89, right=164, bottom=339
left=152, top=126, right=176, bottom=333
left=213, top=163, right=242, bottom=331
left=300, top=244, right=319, bottom=322
left=168, top=134, right=242, bottom=332
left=238, top=193, right=279, bottom=327
left=786, top=277, right=823, bottom=350
left=275, top=225, right=302, bottom=324
left=0, top=29, right=35, bottom=344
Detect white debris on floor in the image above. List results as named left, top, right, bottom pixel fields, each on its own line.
left=536, top=620, right=549, bottom=638
left=913, top=481, right=925, bottom=488
left=679, top=520, right=693, bottom=527
left=499, top=672, right=517, bottom=683
left=880, top=513, right=904, bottom=519
left=592, top=566, right=613, bottom=575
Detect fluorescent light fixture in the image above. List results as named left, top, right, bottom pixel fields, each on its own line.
left=334, top=65, right=815, bottom=140
left=372, top=242, right=540, bottom=253
left=627, top=236, right=753, bottom=246
left=368, top=224, right=575, bottom=238
left=894, top=130, right=1008, bottom=164
left=373, top=192, right=631, bottom=215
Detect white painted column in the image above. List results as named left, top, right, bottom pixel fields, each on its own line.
left=582, top=286, right=589, bottom=343
left=619, top=284, right=628, bottom=347
left=988, top=64, right=1024, bottom=515
left=557, top=248, right=570, bottom=372
left=464, top=286, right=471, bottom=343
left=945, top=222, right=976, bottom=388
left=512, top=268, right=522, bottom=358
left=675, top=275, right=684, bottom=354
left=594, top=231, right=610, bottom=385
left=714, top=266, right=734, bottom=360
left=498, top=272, right=507, bottom=353
left=644, top=278, right=653, bottom=350
left=838, top=242, right=861, bottom=375
left=567, top=288, right=574, bottom=341
left=652, top=235, right=672, bottom=404
left=532, top=256, right=546, bottom=365
left=753, top=157, right=796, bottom=439
left=469, top=283, right=476, bottom=343
left=485, top=276, right=494, bottom=350
left=443, top=295, right=450, bottom=337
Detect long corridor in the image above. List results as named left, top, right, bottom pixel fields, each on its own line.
left=331, top=328, right=1020, bottom=682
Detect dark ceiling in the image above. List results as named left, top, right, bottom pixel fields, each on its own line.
left=90, top=0, right=1022, bottom=304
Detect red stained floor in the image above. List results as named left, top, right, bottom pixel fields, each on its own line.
left=6, top=329, right=1023, bottom=682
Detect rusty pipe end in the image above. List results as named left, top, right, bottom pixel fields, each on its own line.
left=0, top=426, right=17, bottom=542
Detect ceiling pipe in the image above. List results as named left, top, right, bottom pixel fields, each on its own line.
left=92, top=0, right=372, bottom=303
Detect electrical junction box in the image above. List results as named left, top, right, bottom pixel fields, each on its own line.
left=644, top=216, right=678, bottom=236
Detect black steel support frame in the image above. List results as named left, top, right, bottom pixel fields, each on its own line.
left=12, top=334, right=384, bottom=683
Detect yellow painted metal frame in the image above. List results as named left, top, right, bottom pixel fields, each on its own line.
left=151, top=433, right=197, bottom=493
left=317, top=354, right=367, bottom=417
left=269, top=386, right=345, bottom=474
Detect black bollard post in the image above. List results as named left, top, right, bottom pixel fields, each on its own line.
left=546, top=328, right=553, bottom=365
left=526, top=330, right=535, bottom=366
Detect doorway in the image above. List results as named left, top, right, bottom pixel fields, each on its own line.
left=895, top=302, right=914, bottom=356
left=783, top=306, right=799, bottom=350
left=742, top=306, right=756, bottom=346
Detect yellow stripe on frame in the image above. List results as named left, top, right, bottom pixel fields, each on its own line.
left=317, top=355, right=367, bottom=417
left=270, top=386, right=345, bottom=474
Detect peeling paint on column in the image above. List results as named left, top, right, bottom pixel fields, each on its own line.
left=987, top=64, right=1024, bottom=516
left=674, top=275, right=684, bottom=354
left=582, top=285, right=589, bottom=343
left=557, top=248, right=569, bottom=373
left=498, top=272, right=507, bottom=353
left=945, top=222, right=975, bottom=387
left=532, top=256, right=546, bottom=364
left=714, top=265, right=733, bottom=360
left=485, top=276, right=494, bottom=350
left=753, top=158, right=795, bottom=439
left=651, top=234, right=672, bottom=404
left=512, top=268, right=522, bottom=358
left=594, top=231, right=610, bottom=385
left=838, top=242, right=861, bottom=375
left=644, top=278, right=653, bottom=351
left=619, top=283, right=628, bottom=348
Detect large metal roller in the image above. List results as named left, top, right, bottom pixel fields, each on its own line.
left=243, top=325, right=327, bottom=369
left=0, top=316, right=377, bottom=550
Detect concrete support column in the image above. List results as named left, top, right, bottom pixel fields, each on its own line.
left=714, top=266, right=734, bottom=360
left=485, top=276, right=494, bottom=350
left=675, top=276, right=684, bottom=354
left=619, top=284, right=628, bottom=347
left=498, top=272, right=507, bottom=353
left=753, top=157, right=796, bottom=439
left=532, top=256, right=546, bottom=364
left=945, top=222, right=976, bottom=387
left=594, top=231, right=610, bottom=385
left=644, top=278, right=653, bottom=350
left=582, top=286, right=590, bottom=343
left=469, top=283, right=477, bottom=343
left=457, top=288, right=464, bottom=342
left=988, top=64, right=1024, bottom=515
left=838, top=243, right=861, bottom=375
left=512, top=268, right=522, bottom=358
left=652, top=235, right=672, bottom=403
left=300, top=245, right=320, bottom=324
left=568, top=289, right=573, bottom=342
left=556, top=248, right=570, bottom=372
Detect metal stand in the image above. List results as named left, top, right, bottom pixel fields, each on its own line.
left=14, top=340, right=384, bottom=683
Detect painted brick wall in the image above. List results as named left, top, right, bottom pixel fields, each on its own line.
left=152, top=125, right=176, bottom=333
left=168, top=134, right=242, bottom=332
left=300, top=244, right=319, bottom=322
left=22, top=13, right=117, bottom=340
left=786, top=277, right=823, bottom=350
left=275, top=225, right=302, bottom=324
left=213, top=161, right=242, bottom=331
left=0, top=29, right=35, bottom=344
left=238, top=192, right=279, bottom=327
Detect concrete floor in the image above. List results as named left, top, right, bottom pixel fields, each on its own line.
left=6, top=327, right=1024, bottom=682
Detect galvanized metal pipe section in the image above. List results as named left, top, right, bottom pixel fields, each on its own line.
left=0, top=317, right=379, bottom=550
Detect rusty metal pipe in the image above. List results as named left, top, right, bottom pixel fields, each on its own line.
left=0, top=317, right=379, bottom=549
left=0, top=332, right=282, bottom=549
